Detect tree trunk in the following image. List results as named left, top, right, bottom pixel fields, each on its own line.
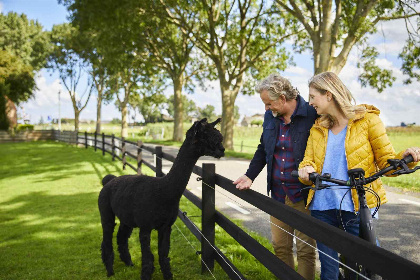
left=220, top=85, right=236, bottom=150
left=121, top=102, right=128, bottom=138
left=172, top=75, right=184, bottom=142
left=74, top=109, right=80, bottom=132
left=5, top=96, right=17, bottom=129
left=96, top=90, right=102, bottom=133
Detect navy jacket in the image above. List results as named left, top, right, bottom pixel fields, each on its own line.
left=245, top=95, right=318, bottom=200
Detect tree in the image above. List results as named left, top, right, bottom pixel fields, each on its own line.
left=75, top=31, right=110, bottom=134
left=275, top=0, right=420, bottom=91
left=160, top=0, right=295, bottom=149
left=65, top=0, right=166, bottom=138
left=129, top=93, right=167, bottom=124
left=166, top=94, right=197, bottom=122
left=0, top=12, right=50, bottom=129
left=399, top=17, right=420, bottom=84
left=48, top=23, right=93, bottom=132
left=196, top=105, right=217, bottom=121
left=142, top=4, right=211, bottom=141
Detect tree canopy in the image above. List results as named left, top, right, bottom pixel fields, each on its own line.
left=0, top=12, right=50, bottom=129
left=275, top=0, right=420, bottom=91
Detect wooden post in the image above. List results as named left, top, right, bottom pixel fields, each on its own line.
left=155, top=146, right=163, bottom=177
left=201, top=163, right=215, bottom=273
left=85, top=131, right=88, bottom=148
left=102, top=133, right=105, bottom=156
left=122, top=137, right=126, bottom=170
left=111, top=134, right=115, bottom=161
left=94, top=132, right=97, bottom=151
left=137, top=140, right=143, bottom=175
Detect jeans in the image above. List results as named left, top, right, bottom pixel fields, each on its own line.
left=311, top=210, right=360, bottom=280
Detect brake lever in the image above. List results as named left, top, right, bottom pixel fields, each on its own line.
left=387, top=158, right=412, bottom=174
left=391, top=166, right=420, bottom=175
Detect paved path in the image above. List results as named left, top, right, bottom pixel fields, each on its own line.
left=89, top=137, right=420, bottom=265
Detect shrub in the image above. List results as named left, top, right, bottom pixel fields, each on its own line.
left=16, top=124, right=34, bottom=132
left=251, top=119, right=263, bottom=127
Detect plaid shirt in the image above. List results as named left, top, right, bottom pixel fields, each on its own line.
left=271, top=102, right=303, bottom=204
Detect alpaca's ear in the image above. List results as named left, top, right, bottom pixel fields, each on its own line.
left=210, top=118, right=221, bottom=127
left=191, top=119, right=206, bottom=137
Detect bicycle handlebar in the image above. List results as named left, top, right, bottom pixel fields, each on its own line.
left=292, top=155, right=417, bottom=188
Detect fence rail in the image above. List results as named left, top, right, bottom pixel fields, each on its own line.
left=54, top=130, right=419, bottom=280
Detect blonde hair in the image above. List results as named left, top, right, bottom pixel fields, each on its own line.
left=255, top=73, right=299, bottom=101
left=308, top=72, right=365, bottom=128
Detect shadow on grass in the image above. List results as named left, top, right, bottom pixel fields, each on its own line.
left=0, top=192, right=226, bottom=280
left=0, top=142, right=221, bottom=280
left=0, top=190, right=115, bottom=280
left=0, top=141, right=124, bottom=182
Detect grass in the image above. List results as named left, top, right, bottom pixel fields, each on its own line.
left=33, top=122, right=420, bottom=191
left=0, top=141, right=279, bottom=280
left=382, top=131, right=420, bottom=192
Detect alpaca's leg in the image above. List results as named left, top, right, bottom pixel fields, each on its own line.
left=99, top=208, right=116, bottom=277
left=139, top=228, right=154, bottom=280
left=158, top=226, right=173, bottom=280
left=117, top=223, right=134, bottom=266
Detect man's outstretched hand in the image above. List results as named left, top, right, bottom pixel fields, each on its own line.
left=233, top=175, right=252, bottom=190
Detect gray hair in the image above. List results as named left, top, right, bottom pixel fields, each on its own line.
left=255, top=73, right=299, bottom=101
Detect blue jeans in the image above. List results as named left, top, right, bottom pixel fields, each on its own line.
left=311, top=210, right=360, bottom=280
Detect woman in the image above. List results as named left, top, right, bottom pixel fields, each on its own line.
left=298, top=72, right=419, bottom=280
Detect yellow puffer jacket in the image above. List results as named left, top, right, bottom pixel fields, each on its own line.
left=299, top=104, right=415, bottom=212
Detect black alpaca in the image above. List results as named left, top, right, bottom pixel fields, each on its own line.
left=98, top=118, right=225, bottom=279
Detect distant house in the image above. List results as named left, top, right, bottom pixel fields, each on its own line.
left=241, top=114, right=264, bottom=127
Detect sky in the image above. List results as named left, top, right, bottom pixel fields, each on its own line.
left=2, top=0, right=420, bottom=126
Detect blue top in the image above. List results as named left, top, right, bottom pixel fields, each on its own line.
left=309, top=126, right=355, bottom=211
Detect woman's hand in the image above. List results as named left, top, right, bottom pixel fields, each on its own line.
left=298, top=166, right=316, bottom=181
left=233, top=175, right=252, bottom=190
left=402, top=147, right=420, bottom=163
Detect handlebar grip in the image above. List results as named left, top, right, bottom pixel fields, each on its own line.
left=403, top=154, right=414, bottom=164
left=309, top=173, right=319, bottom=182
left=291, top=170, right=299, bottom=178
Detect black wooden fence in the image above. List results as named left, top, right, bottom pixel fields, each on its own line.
left=55, top=130, right=419, bottom=280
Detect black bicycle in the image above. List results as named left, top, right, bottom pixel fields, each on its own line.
left=292, top=155, right=419, bottom=279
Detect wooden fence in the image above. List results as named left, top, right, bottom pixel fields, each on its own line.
left=54, top=130, right=419, bottom=280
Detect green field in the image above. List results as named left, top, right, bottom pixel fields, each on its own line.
left=0, top=141, right=280, bottom=280
left=35, top=123, right=420, bottom=191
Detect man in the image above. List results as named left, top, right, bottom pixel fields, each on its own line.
left=233, top=73, right=318, bottom=280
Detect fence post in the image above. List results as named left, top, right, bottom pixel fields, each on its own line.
left=75, top=131, right=78, bottom=146
left=122, top=137, right=126, bottom=170
left=155, top=146, right=163, bottom=177
left=241, top=140, right=243, bottom=153
left=94, top=132, right=97, bottom=151
left=201, top=163, right=215, bottom=273
left=85, top=131, right=88, bottom=148
left=112, top=134, right=115, bottom=161
left=137, top=140, right=143, bottom=175
left=102, top=133, right=105, bottom=156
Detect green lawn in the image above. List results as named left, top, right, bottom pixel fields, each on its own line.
left=0, top=141, right=278, bottom=280
left=382, top=132, right=420, bottom=192
left=35, top=122, right=420, bottom=191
